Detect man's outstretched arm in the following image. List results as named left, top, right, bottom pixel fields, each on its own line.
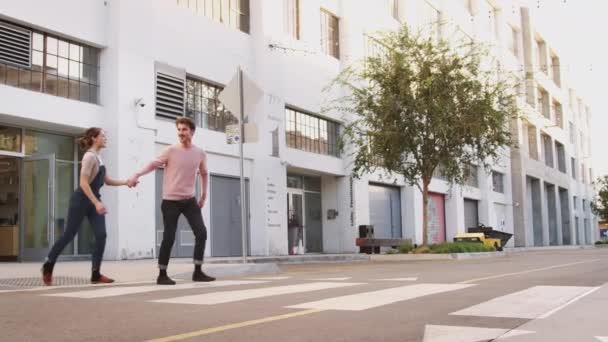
left=127, top=147, right=170, bottom=186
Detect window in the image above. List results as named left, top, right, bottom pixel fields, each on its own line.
left=186, top=78, right=237, bottom=132
left=581, top=163, right=586, bottom=184
left=553, top=100, right=563, bottom=128
left=0, top=126, right=21, bottom=153
left=583, top=199, right=587, bottom=212
left=320, top=10, right=340, bottom=59
left=569, top=122, right=575, bottom=144
left=541, top=133, right=553, bottom=168
left=536, top=39, right=547, bottom=74
left=527, top=123, right=538, bottom=160
left=571, top=157, right=576, bottom=180
left=465, top=165, right=479, bottom=188
left=0, top=22, right=99, bottom=104
left=487, top=3, right=498, bottom=40
left=422, top=1, right=441, bottom=39
left=551, top=54, right=561, bottom=87
left=364, top=35, right=389, bottom=60
left=573, top=196, right=578, bottom=210
left=433, top=164, right=447, bottom=181
left=555, top=141, right=566, bottom=173
left=388, top=0, right=399, bottom=20
left=492, top=171, right=504, bottom=193
left=464, top=0, right=474, bottom=16
left=508, top=26, right=519, bottom=57
left=537, top=87, right=549, bottom=118
left=176, top=0, right=250, bottom=33
left=284, top=0, right=300, bottom=39
left=285, top=107, right=339, bottom=157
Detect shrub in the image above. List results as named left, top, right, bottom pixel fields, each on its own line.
left=398, top=241, right=415, bottom=254
left=427, top=242, right=495, bottom=254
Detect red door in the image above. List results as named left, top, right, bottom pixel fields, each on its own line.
left=427, top=192, right=446, bottom=243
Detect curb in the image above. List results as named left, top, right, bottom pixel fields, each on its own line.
left=206, top=254, right=371, bottom=264
left=370, top=251, right=506, bottom=261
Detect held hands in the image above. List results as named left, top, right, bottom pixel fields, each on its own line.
left=95, top=201, right=107, bottom=215
left=126, top=175, right=139, bottom=188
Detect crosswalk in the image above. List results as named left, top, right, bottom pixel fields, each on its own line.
left=23, top=275, right=604, bottom=341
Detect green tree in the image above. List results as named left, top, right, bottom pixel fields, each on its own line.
left=327, top=26, right=516, bottom=245
left=592, top=176, right=608, bottom=222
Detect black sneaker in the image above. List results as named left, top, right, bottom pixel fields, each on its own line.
left=156, top=275, right=176, bottom=285
left=192, top=271, right=216, bottom=282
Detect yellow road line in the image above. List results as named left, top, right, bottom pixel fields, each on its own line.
left=144, top=309, right=324, bottom=342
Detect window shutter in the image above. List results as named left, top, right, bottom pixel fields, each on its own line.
left=0, top=21, right=32, bottom=68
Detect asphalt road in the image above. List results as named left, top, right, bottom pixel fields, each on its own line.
left=1, top=249, right=607, bottom=342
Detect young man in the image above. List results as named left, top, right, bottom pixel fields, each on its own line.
left=128, top=117, right=215, bottom=285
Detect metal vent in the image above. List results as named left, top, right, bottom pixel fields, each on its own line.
left=0, top=21, right=31, bottom=68
left=155, top=72, right=184, bottom=119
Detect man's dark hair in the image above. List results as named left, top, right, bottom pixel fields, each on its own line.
left=175, top=117, right=196, bottom=132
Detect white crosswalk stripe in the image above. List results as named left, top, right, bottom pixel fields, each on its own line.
left=376, top=277, right=418, bottom=281
left=450, top=285, right=599, bottom=319
left=310, top=277, right=352, bottom=281
left=151, top=282, right=363, bottom=305
left=287, top=283, right=474, bottom=311
left=246, top=276, right=291, bottom=280
left=43, top=280, right=267, bottom=299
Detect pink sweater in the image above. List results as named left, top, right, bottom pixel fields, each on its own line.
left=136, top=144, right=208, bottom=200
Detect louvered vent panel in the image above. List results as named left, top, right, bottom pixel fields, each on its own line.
left=155, top=72, right=184, bottom=119
left=0, top=21, right=31, bottom=68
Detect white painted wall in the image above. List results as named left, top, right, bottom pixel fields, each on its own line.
left=0, top=0, right=596, bottom=261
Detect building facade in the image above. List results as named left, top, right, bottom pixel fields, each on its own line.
left=0, top=0, right=596, bottom=262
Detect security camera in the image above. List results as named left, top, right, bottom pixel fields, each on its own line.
left=134, top=98, right=146, bottom=108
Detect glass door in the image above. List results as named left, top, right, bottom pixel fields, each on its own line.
left=21, top=154, right=55, bottom=260
left=287, top=191, right=304, bottom=255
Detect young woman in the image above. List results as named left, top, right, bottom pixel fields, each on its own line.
left=42, top=127, right=133, bottom=285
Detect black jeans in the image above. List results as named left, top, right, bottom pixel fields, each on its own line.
left=47, top=192, right=106, bottom=271
left=159, top=197, right=207, bottom=268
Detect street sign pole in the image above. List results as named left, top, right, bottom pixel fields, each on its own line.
left=238, top=66, right=248, bottom=263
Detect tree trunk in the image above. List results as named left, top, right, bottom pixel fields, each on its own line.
left=422, top=179, right=430, bottom=246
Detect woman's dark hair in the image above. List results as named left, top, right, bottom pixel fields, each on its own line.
left=77, top=127, right=102, bottom=150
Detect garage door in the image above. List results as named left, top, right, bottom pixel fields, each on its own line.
left=369, top=184, right=402, bottom=238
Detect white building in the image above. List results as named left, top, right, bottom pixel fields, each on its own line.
left=0, top=0, right=595, bottom=262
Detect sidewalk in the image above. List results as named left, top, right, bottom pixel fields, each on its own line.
left=0, top=253, right=369, bottom=288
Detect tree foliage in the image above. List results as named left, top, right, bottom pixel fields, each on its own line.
left=326, top=26, right=516, bottom=245
left=592, top=176, right=608, bottom=221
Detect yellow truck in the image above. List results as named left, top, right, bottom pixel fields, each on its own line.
left=453, top=225, right=513, bottom=251
left=453, top=232, right=502, bottom=251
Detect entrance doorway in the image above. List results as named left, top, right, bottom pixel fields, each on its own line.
left=286, top=174, right=323, bottom=254
left=0, top=156, right=20, bottom=261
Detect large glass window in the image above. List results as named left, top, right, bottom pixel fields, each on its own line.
left=286, top=107, right=339, bottom=157
left=185, top=78, right=238, bottom=132
left=0, top=22, right=100, bottom=104
left=24, top=130, right=74, bottom=161
left=177, top=0, right=250, bottom=33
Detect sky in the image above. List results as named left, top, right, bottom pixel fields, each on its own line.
left=524, top=0, right=608, bottom=178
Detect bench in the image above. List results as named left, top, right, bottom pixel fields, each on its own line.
left=355, top=238, right=412, bottom=254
